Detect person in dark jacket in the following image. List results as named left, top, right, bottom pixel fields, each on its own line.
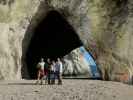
left=46, top=58, right=51, bottom=84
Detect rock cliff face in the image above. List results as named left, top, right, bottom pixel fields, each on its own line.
left=0, top=0, right=133, bottom=83
left=63, top=47, right=93, bottom=77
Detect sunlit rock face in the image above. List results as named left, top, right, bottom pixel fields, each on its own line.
left=0, top=0, right=133, bottom=83
left=63, top=47, right=93, bottom=78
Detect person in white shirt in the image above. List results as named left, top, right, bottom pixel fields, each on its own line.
left=55, top=58, right=63, bottom=85
left=36, top=58, right=45, bottom=85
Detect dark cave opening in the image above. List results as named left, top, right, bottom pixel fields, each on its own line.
left=26, top=11, right=83, bottom=79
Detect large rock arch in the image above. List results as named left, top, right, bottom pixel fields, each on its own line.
left=0, top=0, right=133, bottom=83
left=22, top=10, right=83, bottom=79
left=21, top=0, right=92, bottom=79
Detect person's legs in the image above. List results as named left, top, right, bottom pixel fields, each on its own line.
left=58, top=73, right=62, bottom=85
left=40, top=70, right=44, bottom=85
left=51, top=71, right=55, bottom=84
left=40, top=75, right=43, bottom=85
left=51, top=71, right=53, bottom=84
left=44, top=69, right=48, bottom=84
left=53, top=72, right=55, bottom=84
left=45, top=73, right=48, bottom=84
left=48, top=70, right=51, bottom=84
left=54, top=71, right=57, bottom=84
left=56, top=72, right=61, bottom=85
left=36, top=70, right=40, bottom=84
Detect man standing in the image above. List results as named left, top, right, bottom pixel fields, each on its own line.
left=36, top=58, right=45, bottom=85
left=46, top=58, right=51, bottom=84
left=51, top=61, right=56, bottom=84
left=55, top=58, right=63, bottom=85
left=44, top=59, right=49, bottom=84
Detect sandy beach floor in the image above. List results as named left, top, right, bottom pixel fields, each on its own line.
left=0, top=79, right=133, bottom=100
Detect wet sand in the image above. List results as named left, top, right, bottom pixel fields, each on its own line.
left=0, top=80, right=133, bottom=100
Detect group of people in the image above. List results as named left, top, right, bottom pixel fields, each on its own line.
left=36, top=58, right=63, bottom=85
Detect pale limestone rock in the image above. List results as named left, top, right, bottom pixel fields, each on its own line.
left=0, top=0, right=133, bottom=84
left=63, top=47, right=92, bottom=77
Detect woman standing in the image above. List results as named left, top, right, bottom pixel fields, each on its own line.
left=51, top=61, right=56, bottom=84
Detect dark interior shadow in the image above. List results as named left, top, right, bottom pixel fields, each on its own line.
left=21, top=1, right=82, bottom=79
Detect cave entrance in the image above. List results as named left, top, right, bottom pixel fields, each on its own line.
left=26, top=11, right=83, bottom=79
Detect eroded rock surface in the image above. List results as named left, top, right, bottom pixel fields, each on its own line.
left=0, top=0, right=133, bottom=83
left=63, top=47, right=92, bottom=77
